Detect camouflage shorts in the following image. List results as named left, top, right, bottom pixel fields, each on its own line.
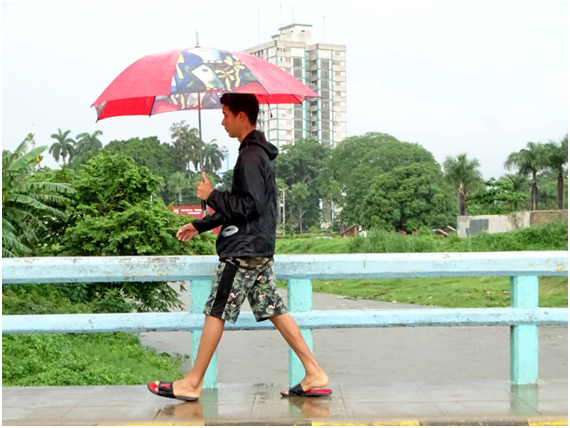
left=203, top=261, right=288, bottom=324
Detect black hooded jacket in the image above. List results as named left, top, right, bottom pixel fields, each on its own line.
left=191, top=130, right=279, bottom=259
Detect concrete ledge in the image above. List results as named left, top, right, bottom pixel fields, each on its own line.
left=3, top=382, right=567, bottom=426
left=98, top=417, right=569, bottom=426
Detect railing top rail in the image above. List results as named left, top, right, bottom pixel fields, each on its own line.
left=2, top=252, right=567, bottom=284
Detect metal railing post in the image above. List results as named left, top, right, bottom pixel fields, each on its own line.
left=287, top=279, right=313, bottom=387
left=190, top=279, right=217, bottom=389
left=510, top=275, right=539, bottom=385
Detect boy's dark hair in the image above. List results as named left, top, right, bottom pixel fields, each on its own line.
left=220, top=93, right=259, bottom=125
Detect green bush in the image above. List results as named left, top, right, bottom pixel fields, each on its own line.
left=349, top=228, right=443, bottom=254
left=447, top=221, right=568, bottom=252
left=276, top=222, right=568, bottom=255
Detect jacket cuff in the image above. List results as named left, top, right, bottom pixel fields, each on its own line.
left=206, top=189, right=220, bottom=210
left=191, top=220, right=207, bottom=235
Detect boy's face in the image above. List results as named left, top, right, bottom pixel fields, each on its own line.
left=221, top=105, right=242, bottom=139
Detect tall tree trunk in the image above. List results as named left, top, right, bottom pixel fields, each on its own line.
left=178, top=189, right=182, bottom=215
left=557, top=169, right=564, bottom=209
left=531, top=171, right=538, bottom=211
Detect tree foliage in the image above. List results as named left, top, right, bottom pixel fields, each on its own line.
left=2, top=134, right=74, bottom=257
left=58, top=152, right=214, bottom=311
left=326, top=133, right=441, bottom=227
left=359, top=163, right=456, bottom=231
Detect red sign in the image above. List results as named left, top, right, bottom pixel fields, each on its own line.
left=168, top=205, right=221, bottom=235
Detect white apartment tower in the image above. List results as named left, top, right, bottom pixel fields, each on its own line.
left=243, top=24, right=347, bottom=149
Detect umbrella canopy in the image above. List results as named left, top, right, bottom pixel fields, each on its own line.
left=93, top=46, right=320, bottom=121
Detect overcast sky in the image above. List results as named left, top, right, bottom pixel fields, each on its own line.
left=2, top=2, right=567, bottom=179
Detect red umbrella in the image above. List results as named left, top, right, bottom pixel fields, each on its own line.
left=93, top=46, right=319, bottom=120
left=93, top=46, right=319, bottom=214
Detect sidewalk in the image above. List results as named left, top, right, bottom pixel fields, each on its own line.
left=3, top=380, right=567, bottom=426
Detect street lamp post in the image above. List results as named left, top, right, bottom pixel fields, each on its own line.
left=219, top=146, right=229, bottom=173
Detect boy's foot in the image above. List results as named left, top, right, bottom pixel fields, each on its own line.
left=148, top=379, right=201, bottom=401
left=281, top=371, right=331, bottom=397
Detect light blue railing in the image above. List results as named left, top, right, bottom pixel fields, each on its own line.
left=2, top=252, right=568, bottom=387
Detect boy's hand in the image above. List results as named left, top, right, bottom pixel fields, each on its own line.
left=197, top=171, right=214, bottom=200
left=177, top=223, right=199, bottom=242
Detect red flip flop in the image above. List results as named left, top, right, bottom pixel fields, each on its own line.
left=280, top=383, right=332, bottom=397
left=147, top=381, right=199, bottom=402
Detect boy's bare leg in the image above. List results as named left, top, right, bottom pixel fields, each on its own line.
left=270, top=313, right=329, bottom=391
left=156, top=315, right=225, bottom=398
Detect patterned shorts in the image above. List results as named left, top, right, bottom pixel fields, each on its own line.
left=203, top=261, right=288, bottom=324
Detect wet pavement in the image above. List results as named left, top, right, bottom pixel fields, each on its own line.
left=2, top=380, right=567, bottom=425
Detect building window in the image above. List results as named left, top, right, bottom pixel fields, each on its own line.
left=295, top=130, right=303, bottom=140
left=320, top=59, right=330, bottom=69
left=322, top=111, right=330, bottom=120
left=321, top=69, right=330, bottom=79
left=321, top=80, right=329, bottom=89
left=294, top=109, right=303, bottom=119
left=321, top=90, right=330, bottom=100
left=294, top=120, right=303, bottom=129
left=322, top=131, right=331, bottom=140
left=322, top=101, right=330, bottom=110
left=294, top=68, right=303, bottom=78
left=293, top=58, right=303, bottom=67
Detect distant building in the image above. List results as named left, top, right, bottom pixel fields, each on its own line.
left=243, top=24, right=347, bottom=149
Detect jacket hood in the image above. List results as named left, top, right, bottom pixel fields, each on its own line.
left=239, top=130, right=279, bottom=160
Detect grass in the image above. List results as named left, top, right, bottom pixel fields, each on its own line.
left=275, top=222, right=568, bottom=308
left=295, top=276, right=567, bottom=308
left=2, top=332, right=186, bottom=387
left=2, top=285, right=187, bottom=387
left=278, top=276, right=568, bottom=308
left=275, top=222, right=568, bottom=254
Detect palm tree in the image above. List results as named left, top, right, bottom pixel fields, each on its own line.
left=544, top=134, right=568, bottom=209
left=49, top=128, right=75, bottom=163
left=500, top=172, right=529, bottom=211
left=170, top=121, right=202, bottom=174
left=75, top=130, right=103, bottom=155
left=167, top=172, right=191, bottom=214
left=202, top=139, right=224, bottom=173
left=2, top=134, right=75, bottom=257
left=443, top=153, right=484, bottom=215
left=505, top=142, right=548, bottom=211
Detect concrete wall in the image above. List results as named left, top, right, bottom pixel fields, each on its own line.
left=530, top=210, right=568, bottom=225
left=457, top=210, right=567, bottom=238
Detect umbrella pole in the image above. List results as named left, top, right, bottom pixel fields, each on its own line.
left=198, top=93, right=208, bottom=217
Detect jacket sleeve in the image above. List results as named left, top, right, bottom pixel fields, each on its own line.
left=206, top=154, right=267, bottom=223
left=191, top=212, right=225, bottom=234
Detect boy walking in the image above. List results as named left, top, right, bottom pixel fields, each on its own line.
left=148, top=93, right=330, bottom=400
